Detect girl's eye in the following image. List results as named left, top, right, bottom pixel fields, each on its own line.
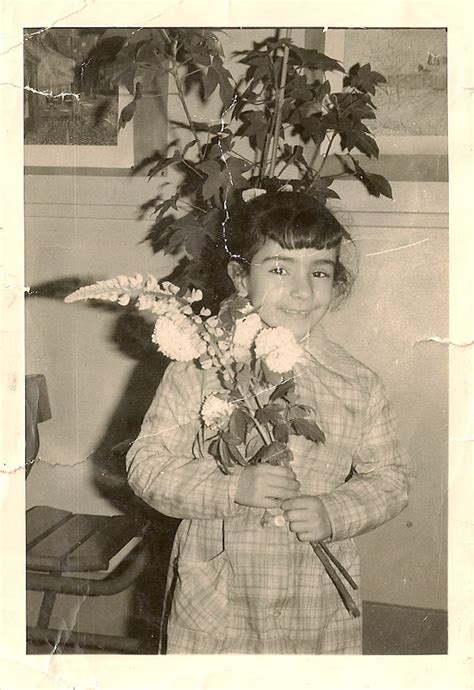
left=270, top=266, right=287, bottom=275
left=312, top=271, right=331, bottom=278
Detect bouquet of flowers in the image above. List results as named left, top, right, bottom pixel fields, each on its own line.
left=65, top=273, right=360, bottom=617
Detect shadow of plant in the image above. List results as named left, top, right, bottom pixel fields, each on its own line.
left=26, top=278, right=177, bottom=523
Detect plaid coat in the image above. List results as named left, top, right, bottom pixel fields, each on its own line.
left=126, top=325, right=410, bottom=654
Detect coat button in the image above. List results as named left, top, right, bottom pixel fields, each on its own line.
left=274, top=515, right=286, bottom=527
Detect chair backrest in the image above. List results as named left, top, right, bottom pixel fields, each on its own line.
left=25, top=374, right=51, bottom=477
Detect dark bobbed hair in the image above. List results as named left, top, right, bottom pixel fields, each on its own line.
left=223, top=191, right=356, bottom=307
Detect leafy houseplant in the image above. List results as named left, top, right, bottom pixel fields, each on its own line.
left=86, top=27, right=392, bottom=308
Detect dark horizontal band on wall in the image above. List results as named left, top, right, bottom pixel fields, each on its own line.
left=24, top=154, right=448, bottom=182
left=324, top=154, right=448, bottom=182
left=362, top=600, right=448, bottom=655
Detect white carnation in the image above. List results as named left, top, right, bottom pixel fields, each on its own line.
left=232, top=313, right=262, bottom=349
left=255, top=327, right=303, bottom=373
left=201, top=394, right=234, bottom=430
left=152, top=313, right=206, bottom=361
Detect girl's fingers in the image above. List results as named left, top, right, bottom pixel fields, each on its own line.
left=269, top=474, right=300, bottom=487
left=269, top=479, right=300, bottom=492
left=287, top=520, right=309, bottom=533
left=264, top=466, right=297, bottom=479
left=295, top=532, right=314, bottom=542
left=262, top=497, right=283, bottom=508
left=265, top=488, right=299, bottom=501
left=283, top=508, right=309, bottom=521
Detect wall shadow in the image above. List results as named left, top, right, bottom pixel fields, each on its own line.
left=27, top=280, right=180, bottom=650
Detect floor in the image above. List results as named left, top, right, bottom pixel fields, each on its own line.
left=27, top=601, right=448, bottom=655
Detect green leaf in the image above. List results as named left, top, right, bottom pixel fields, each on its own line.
left=238, top=110, right=269, bottom=151
left=148, top=149, right=182, bottom=178
left=251, top=441, right=293, bottom=466
left=221, top=429, right=242, bottom=447
left=306, top=176, right=341, bottom=203
left=208, top=437, right=220, bottom=459
left=273, top=422, right=290, bottom=444
left=269, top=378, right=295, bottom=402
left=229, top=408, right=248, bottom=445
left=226, top=443, right=248, bottom=466
left=344, top=62, right=386, bottom=95
left=290, top=418, right=325, bottom=444
left=165, top=213, right=206, bottom=257
left=155, top=192, right=180, bottom=220
left=197, top=158, right=251, bottom=206
left=203, top=64, right=219, bottom=100
left=289, top=46, right=344, bottom=73
left=285, top=74, right=316, bottom=103
left=255, top=403, right=285, bottom=425
left=212, top=55, right=235, bottom=110
left=349, top=157, right=393, bottom=198
left=363, top=172, right=393, bottom=199
left=338, top=120, right=379, bottom=158
left=287, top=404, right=312, bottom=421
left=243, top=54, right=273, bottom=83
left=217, top=437, right=236, bottom=473
left=235, top=365, right=251, bottom=392
left=330, top=92, right=376, bottom=121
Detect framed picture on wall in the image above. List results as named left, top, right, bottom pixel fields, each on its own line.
left=24, top=28, right=169, bottom=175
left=322, top=28, right=448, bottom=181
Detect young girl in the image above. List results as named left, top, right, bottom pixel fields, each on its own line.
left=126, top=190, right=410, bottom=655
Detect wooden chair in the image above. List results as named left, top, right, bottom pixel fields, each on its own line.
left=25, top=375, right=154, bottom=654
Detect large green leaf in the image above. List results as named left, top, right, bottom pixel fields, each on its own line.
left=251, top=441, right=293, bottom=466
left=273, top=421, right=290, bottom=444
left=154, top=193, right=181, bottom=221
left=289, top=46, right=345, bottom=73
left=237, top=110, right=269, bottom=151
left=269, top=378, right=295, bottom=402
left=212, top=55, right=236, bottom=110
left=197, top=158, right=251, bottom=206
left=344, top=62, right=386, bottom=95
left=229, top=408, right=248, bottom=445
left=148, top=149, right=182, bottom=179
left=291, top=418, right=326, bottom=444
left=255, top=403, right=285, bottom=425
left=349, top=157, right=393, bottom=199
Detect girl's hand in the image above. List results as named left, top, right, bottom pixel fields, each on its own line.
left=235, top=464, right=300, bottom=509
left=281, top=495, right=332, bottom=542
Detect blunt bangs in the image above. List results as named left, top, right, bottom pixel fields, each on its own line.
left=262, top=207, right=346, bottom=253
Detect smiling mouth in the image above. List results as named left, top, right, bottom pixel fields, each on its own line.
left=281, top=308, right=312, bottom=316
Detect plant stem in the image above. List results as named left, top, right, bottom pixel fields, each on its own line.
left=307, top=130, right=337, bottom=190
left=268, top=29, right=292, bottom=178
left=248, top=381, right=274, bottom=444
left=200, top=329, right=271, bottom=446
left=170, top=40, right=203, bottom=158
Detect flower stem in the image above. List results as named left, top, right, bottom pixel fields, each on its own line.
left=310, top=541, right=360, bottom=618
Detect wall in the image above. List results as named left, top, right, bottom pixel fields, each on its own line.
left=24, top=29, right=448, bottom=636
left=26, top=175, right=448, bottom=614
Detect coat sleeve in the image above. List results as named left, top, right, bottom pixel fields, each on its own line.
left=126, top=361, right=245, bottom=520
left=318, top=375, right=411, bottom=542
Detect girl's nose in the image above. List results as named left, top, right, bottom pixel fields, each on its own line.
left=290, top=274, right=311, bottom=300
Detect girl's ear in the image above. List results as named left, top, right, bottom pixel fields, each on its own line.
left=227, top=261, right=248, bottom=296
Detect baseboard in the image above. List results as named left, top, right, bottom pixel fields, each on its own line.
left=362, top=601, right=448, bottom=655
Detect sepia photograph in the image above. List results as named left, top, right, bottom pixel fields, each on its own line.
left=1, top=2, right=472, bottom=688
left=23, top=24, right=448, bottom=656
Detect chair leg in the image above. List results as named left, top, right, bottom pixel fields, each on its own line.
left=36, top=591, right=57, bottom=629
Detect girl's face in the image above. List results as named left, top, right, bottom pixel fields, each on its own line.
left=228, top=239, right=338, bottom=341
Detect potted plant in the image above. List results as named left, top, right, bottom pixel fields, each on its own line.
left=82, top=27, right=393, bottom=309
